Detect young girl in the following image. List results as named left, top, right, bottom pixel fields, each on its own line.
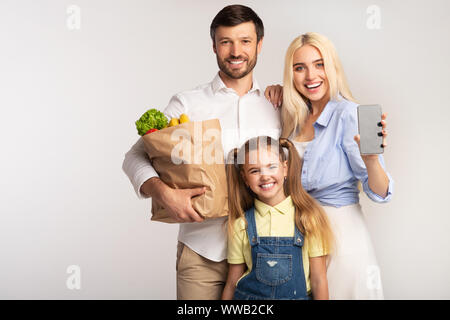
left=221, top=136, right=334, bottom=300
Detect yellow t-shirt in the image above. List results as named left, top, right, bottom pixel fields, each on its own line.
left=227, top=196, right=328, bottom=293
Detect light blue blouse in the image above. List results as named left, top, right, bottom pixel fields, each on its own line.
left=291, top=97, right=394, bottom=208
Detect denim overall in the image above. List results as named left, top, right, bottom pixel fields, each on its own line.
left=233, top=206, right=310, bottom=300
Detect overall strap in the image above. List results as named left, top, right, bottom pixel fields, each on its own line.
left=244, top=207, right=259, bottom=247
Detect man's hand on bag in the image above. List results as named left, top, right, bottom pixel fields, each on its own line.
left=141, top=177, right=205, bottom=223
left=161, top=187, right=206, bottom=223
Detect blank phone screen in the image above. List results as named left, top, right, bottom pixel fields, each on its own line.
left=357, top=105, right=384, bottom=155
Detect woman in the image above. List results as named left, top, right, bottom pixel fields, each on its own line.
left=265, top=32, right=394, bottom=299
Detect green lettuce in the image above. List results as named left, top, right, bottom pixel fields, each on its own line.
left=135, top=108, right=168, bottom=136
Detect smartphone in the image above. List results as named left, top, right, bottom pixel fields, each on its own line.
left=357, top=104, right=384, bottom=155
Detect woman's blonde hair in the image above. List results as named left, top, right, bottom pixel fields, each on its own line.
left=281, top=32, right=356, bottom=139
left=226, top=136, right=334, bottom=253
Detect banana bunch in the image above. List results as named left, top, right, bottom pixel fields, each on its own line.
left=168, top=113, right=190, bottom=127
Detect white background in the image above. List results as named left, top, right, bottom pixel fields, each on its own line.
left=1, top=0, right=449, bottom=299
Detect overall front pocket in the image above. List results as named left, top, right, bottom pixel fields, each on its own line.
left=255, top=253, right=293, bottom=286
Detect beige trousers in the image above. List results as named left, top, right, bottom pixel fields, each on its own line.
left=176, top=241, right=228, bottom=300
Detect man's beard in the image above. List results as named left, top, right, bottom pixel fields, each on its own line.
left=217, top=51, right=258, bottom=80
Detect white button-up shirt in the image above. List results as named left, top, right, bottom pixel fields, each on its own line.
left=122, top=73, right=281, bottom=261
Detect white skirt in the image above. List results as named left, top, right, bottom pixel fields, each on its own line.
left=323, top=203, right=384, bottom=300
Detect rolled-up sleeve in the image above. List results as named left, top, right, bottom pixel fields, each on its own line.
left=363, top=155, right=394, bottom=202
left=341, top=106, right=394, bottom=203
left=122, top=138, right=159, bottom=199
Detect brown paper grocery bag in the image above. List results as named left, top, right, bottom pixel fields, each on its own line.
left=142, top=119, right=229, bottom=223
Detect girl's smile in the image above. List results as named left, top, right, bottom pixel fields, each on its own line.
left=241, top=148, right=288, bottom=207
left=259, top=182, right=275, bottom=190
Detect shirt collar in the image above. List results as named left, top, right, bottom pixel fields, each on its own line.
left=211, top=72, right=262, bottom=96
left=254, top=196, right=294, bottom=217
left=315, top=94, right=343, bottom=127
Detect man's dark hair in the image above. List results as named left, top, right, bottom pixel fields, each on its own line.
left=210, top=5, right=264, bottom=44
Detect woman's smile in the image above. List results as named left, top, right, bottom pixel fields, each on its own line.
left=292, top=45, right=329, bottom=103
left=304, top=81, right=323, bottom=93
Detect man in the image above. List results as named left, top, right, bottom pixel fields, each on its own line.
left=122, top=5, right=280, bottom=299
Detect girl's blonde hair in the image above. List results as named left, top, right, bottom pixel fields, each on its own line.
left=281, top=32, right=356, bottom=139
left=226, top=136, right=334, bottom=253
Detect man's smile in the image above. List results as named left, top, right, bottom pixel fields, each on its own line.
left=227, top=59, right=246, bottom=69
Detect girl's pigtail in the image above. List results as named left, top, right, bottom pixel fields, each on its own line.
left=279, top=138, right=334, bottom=254
left=226, top=148, right=253, bottom=236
